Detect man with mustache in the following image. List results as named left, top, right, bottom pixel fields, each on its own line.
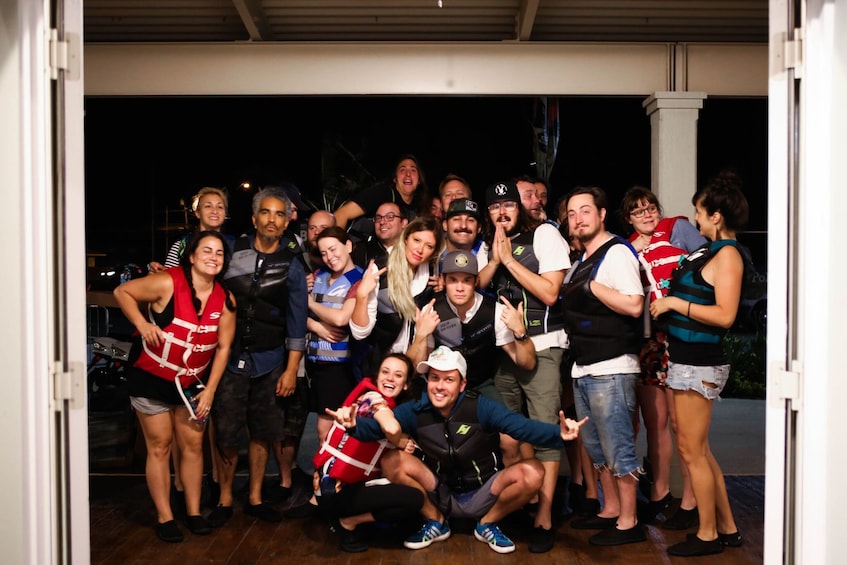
left=481, top=180, right=571, bottom=553
left=439, top=199, right=489, bottom=271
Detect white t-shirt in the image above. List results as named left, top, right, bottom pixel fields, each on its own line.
left=571, top=237, right=644, bottom=378
left=525, top=222, right=571, bottom=352
left=424, top=291, right=514, bottom=349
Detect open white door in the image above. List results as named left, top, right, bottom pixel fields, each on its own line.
left=767, top=0, right=847, bottom=562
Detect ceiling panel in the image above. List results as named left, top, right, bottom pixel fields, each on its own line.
left=83, top=0, right=769, bottom=44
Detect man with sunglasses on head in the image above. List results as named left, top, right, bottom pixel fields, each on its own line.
left=480, top=180, right=571, bottom=553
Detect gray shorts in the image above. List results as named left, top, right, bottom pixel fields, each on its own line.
left=666, top=362, right=730, bottom=400
left=130, top=395, right=174, bottom=415
left=431, top=472, right=499, bottom=519
left=213, top=365, right=286, bottom=447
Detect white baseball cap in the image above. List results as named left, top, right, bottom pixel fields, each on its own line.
left=416, top=346, right=467, bottom=379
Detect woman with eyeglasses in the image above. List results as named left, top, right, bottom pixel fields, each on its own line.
left=113, top=231, right=236, bottom=543
left=350, top=216, right=444, bottom=377
left=619, top=186, right=706, bottom=529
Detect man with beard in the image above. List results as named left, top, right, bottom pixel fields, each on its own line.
left=209, top=186, right=308, bottom=526
left=350, top=201, right=408, bottom=270
left=439, top=199, right=488, bottom=271
left=562, top=186, right=645, bottom=547
left=481, top=180, right=571, bottom=553
left=516, top=175, right=546, bottom=222
left=304, top=209, right=336, bottom=270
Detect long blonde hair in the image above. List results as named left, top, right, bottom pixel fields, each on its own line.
left=386, top=216, right=443, bottom=321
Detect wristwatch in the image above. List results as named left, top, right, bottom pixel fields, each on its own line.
left=514, top=331, right=529, bottom=341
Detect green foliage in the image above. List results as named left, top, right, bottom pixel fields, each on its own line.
left=722, top=332, right=766, bottom=399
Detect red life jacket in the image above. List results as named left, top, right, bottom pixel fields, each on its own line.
left=133, top=267, right=226, bottom=388
left=313, top=378, right=398, bottom=484
left=630, top=216, right=689, bottom=302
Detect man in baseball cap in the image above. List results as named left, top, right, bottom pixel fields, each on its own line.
left=440, top=199, right=489, bottom=272
left=334, top=345, right=587, bottom=555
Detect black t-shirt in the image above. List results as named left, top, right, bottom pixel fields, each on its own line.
left=351, top=183, right=418, bottom=220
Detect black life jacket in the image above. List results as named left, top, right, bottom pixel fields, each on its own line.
left=490, top=230, right=565, bottom=336
left=562, top=235, right=641, bottom=365
left=415, top=391, right=501, bottom=493
left=432, top=293, right=497, bottom=390
left=225, top=234, right=297, bottom=353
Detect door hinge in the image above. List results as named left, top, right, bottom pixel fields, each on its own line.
left=53, top=361, right=85, bottom=410
left=771, top=360, right=801, bottom=406
left=48, top=29, right=80, bottom=81
left=783, top=27, right=804, bottom=78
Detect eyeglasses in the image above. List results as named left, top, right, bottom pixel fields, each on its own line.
left=374, top=213, right=402, bottom=223
left=487, top=201, right=518, bottom=212
left=630, top=205, right=658, bottom=218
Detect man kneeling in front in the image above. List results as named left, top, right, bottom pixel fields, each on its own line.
left=330, top=346, right=586, bottom=553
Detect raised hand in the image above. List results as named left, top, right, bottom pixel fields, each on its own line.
left=558, top=410, right=588, bottom=441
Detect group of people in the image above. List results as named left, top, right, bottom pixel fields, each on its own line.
left=112, top=153, right=750, bottom=558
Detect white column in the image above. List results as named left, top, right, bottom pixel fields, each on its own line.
left=642, top=92, right=707, bottom=219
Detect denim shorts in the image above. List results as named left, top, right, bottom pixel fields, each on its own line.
left=666, top=362, right=730, bottom=401
left=572, top=373, right=640, bottom=477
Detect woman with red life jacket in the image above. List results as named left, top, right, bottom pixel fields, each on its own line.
left=113, top=231, right=236, bottom=543
left=315, top=353, right=424, bottom=552
left=619, top=187, right=706, bottom=527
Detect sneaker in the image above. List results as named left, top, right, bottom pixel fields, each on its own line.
left=668, top=533, right=723, bottom=556
left=330, top=519, right=368, bottom=553
left=245, top=502, right=283, bottom=523
left=571, top=514, right=618, bottom=530
left=474, top=521, right=515, bottom=554
left=284, top=501, right=319, bottom=519
left=589, top=524, right=647, bottom=546
left=528, top=525, right=554, bottom=553
left=662, top=506, right=699, bottom=530
left=156, top=520, right=184, bottom=543
left=185, top=515, right=212, bottom=535
left=719, top=531, right=743, bottom=547
left=264, top=483, right=292, bottom=503
left=403, top=519, right=451, bottom=549
left=638, top=491, right=675, bottom=522
left=206, top=505, right=233, bottom=528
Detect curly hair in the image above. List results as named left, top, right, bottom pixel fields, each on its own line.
left=694, top=170, right=749, bottom=231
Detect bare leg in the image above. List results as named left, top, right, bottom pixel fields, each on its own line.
left=534, top=460, right=559, bottom=529
left=638, top=384, right=673, bottom=500
left=380, top=450, right=442, bottom=522
left=215, top=444, right=239, bottom=507
left=481, top=459, right=544, bottom=524
left=173, top=407, right=205, bottom=516
left=667, top=387, right=695, bottom=509
left=248, top=439, right=270, bottom=506
left=136, top=410, right=176, bottom=523
left=616, top=473, right=639, bottom=529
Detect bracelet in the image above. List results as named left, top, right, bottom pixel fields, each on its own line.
left=687, top=301, right=692, bottom=317
left=514, top=332, right=529, bottom=341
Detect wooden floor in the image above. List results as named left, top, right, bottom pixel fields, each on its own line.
left=90, top=470, right=764, bottom=565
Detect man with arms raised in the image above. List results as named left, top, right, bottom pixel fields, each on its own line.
left=330, top=346, right=586, bottom=554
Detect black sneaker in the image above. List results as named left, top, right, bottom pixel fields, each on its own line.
left=571, top=515, right=618, bottom=530
left=638, top=491, right=674, bottom=522
left=284, top=502, right=319, bottom=519
left=668, top=533, right=723, bottom=556
left=528, top=526, right=555, bottom=553
left=662, top=506, right=699, bottom=530
left=719, top=531, right=743, bottom=547
left=264, top=484, right=292, bottom=503
left=156, top=520, right=184, bottom=543
left=185, top=515, right=212, bottom=535
left=589, top=524, right=647, bottom=546
left=206, top=505, right=233, bottom=528
left=245, top=502, right=284, bottom=522
left=331, top=519, right=368, bottom=553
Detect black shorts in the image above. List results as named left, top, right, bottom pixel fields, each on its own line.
left=278, top=375, right=310, bottom=439
left=213, top=366, right=286, bottom=447
left=306, top=360, right=357, bottom=413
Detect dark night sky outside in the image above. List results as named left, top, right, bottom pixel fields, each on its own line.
left=84, top=96, right=767, bottom=270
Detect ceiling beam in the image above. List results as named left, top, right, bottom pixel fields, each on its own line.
left=232, top=0, right=273, bottom=41
left=516, top=0, right=540, bottom=41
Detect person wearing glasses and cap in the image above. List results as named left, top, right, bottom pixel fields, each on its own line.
left=330, top=346, right=587, bottom=555
left=480, top=180, right=572, bottom=552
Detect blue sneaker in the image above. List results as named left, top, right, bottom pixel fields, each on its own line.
left=403, top=518, right=451, bottom=549
left=474, top=521, right=516, bottom=554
